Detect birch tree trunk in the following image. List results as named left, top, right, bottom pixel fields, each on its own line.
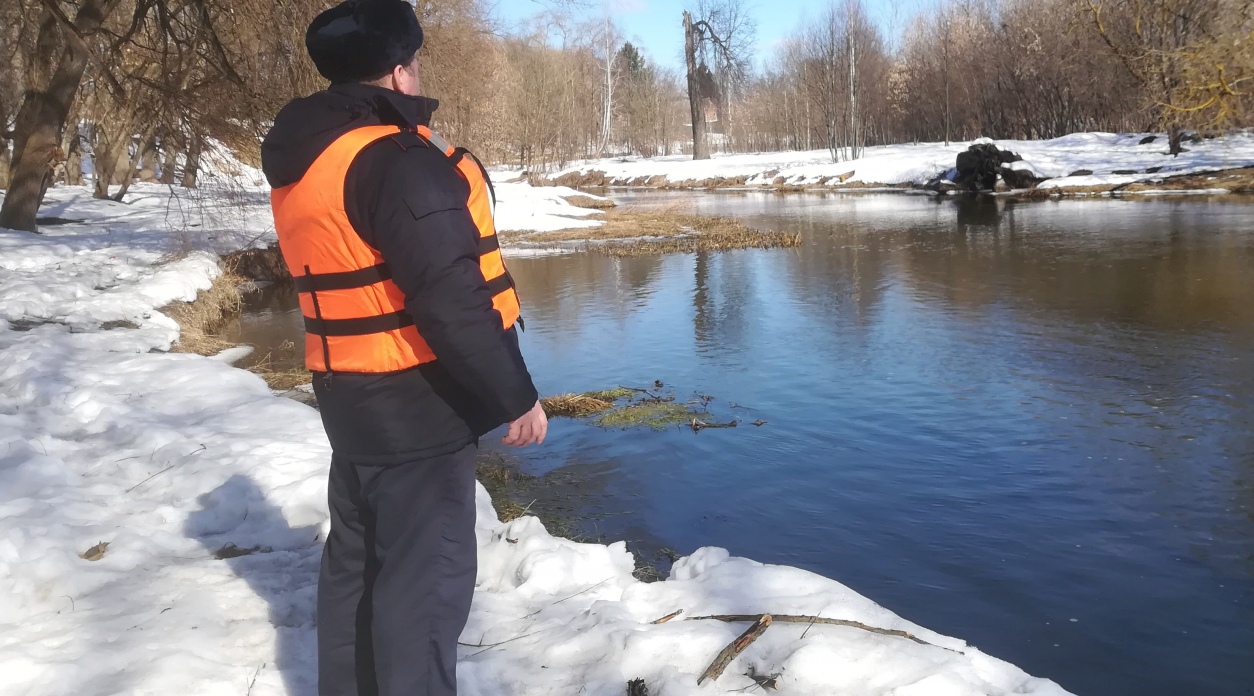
left=847, top=0, right=859, bottom=160
left=599, top=17, right=614, bottom=155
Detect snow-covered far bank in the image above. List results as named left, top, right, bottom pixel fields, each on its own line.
left=494, top=181, right=607, bottom=233
left=522, top=131, right=1254, bottom=193
left=1, top=182, right=1071, bottom=696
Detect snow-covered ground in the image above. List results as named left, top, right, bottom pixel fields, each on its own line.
left=494, top=182, right=606, bottom=233
left=1, top=180, right=1068, bottom=695
left=534, top=131, right=1254, bottom=191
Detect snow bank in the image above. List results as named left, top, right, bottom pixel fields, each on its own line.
left=494, top=181, right=606, bottom=233
left=0, top=178, right=1070, bottom=695
left=536, top=131, right=1254, bottom=190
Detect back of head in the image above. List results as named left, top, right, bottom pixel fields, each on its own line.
left=305, top=0, right=424, bottom=84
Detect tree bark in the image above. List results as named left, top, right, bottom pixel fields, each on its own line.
left=92, top=117, right=131, bottom=199
left=0, top=0, right=122, bottom=232
left=111, top=121, right=158, bottom=201
left=159, top=135, right=178, bottom=184
left=683, top=12, right=710, bottom=160
left=111, top=138, right=142, bottom=201
left=0, top=145, right=10, bottom=190
left=138, top=135, right=159, bottom=182
left=64, top=128, right=83, bottom=185
left=182, top=134, right=202, bottom=188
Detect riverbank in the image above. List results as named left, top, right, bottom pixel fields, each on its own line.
left=501, top=209, right=802, bottom=256
left=517, top=131, right=1254, bottom=196
left=0, top=182, right=1075, bottom=694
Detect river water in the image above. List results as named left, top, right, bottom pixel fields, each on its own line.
left=233, top=191, right=1254, bottom=696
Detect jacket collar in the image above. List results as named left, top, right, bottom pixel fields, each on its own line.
left=327, top=83, right=439, bottom=129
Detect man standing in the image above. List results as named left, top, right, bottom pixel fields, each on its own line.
left=260, top=1, right=547, bottom=694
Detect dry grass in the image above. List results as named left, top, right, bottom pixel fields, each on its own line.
left=541, top=393, right=615, bottom=418
left=563, top=195, right=616, bottom=209
left=163, top=266, right=244, bottom=356
left=258, top=369, right=313, bottom=391
left=1010, top=166, right=1254, bottom=199
left=583, top=388, right=636, bottom=401
left=1119, top=167, right=1254, bottom=193
left=246, top=339, right=313, bottom=390
left=502, top=210, right=802, bottom=256
left=476, top=455, right=537, bottom=523
left=159, top=257, right=318, bottom=394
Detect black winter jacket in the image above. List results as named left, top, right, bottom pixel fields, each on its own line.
left=261, top=84, right=538, bottom=464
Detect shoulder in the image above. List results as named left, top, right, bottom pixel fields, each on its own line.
left=352, top=132, right=470, bottom=215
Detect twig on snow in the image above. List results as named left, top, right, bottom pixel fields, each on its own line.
left=650, top=609, right=684, bottom=624
left=124, top=464, right=175, bottom=494
left=698, top=614, right=772, bottom=684
left=124, top=444, right=206, bottom=493
left=522, top=576, right=614, bottom=619
left=463, top=627, right=556, bottom=657
left=245, top=662, right=264, bottom=696
left=686, top=614, right=959, bottom=652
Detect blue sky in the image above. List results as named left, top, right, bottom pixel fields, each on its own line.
left=491, top=0, right=920, bottom=72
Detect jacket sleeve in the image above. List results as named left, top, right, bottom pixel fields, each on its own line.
left=347, top=142, right=538, bottom=423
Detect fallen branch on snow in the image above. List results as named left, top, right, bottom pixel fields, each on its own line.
left=686, top=613, right=960, bottom=652
left=698, top=614, right=772, bottom=684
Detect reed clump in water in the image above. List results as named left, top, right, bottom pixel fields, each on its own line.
left=583, top=387, right=636, bottom=401
left=541, top=393, right=616, bottom=418
left=594, top=401, right=708, bottom=430
left=563, top=195, right=616, bottom=209
left=500, top=208, right=802, bottom=256
left=542, top=385, right=714, bottom=429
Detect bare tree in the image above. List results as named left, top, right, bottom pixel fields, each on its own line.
left=1, top=0, right=124, bottom=232
left=683, top=0, right=755, bottom=160
left=1077, top=0, right=1231, bottom=153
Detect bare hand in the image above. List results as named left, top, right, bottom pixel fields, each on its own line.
left=502, top=400, right=547, bottom=447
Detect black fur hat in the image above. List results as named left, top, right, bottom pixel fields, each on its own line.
left=305, top=0, right=424, bottom=83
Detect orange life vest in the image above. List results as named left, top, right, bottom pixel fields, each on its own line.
left=270, top=124, right=520, bottom=373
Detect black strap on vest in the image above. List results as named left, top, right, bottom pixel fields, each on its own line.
left=485, top=273, right=514, bottom=297
left=388, top=131, right=429, bottom=150
left=296, top=131, right=519, bottom=341
left=478, top=235, right=500, bottom=255
left=293, top=264, right=391, bottom=293
left=304, top=310, right=415, bottom=337
left=448, top=146, right=497, bottom=207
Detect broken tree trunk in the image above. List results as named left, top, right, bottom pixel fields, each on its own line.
left=683, top=11, right=710, bottom=161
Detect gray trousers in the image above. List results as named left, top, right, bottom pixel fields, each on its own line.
left=318, top=442, right=478, bottom=696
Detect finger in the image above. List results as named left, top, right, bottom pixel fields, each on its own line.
left=518, top=422, right=535, bottom=447
left=501, top=421, right=521, bottom=445
left=536, top=420, right=547, bottom=445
